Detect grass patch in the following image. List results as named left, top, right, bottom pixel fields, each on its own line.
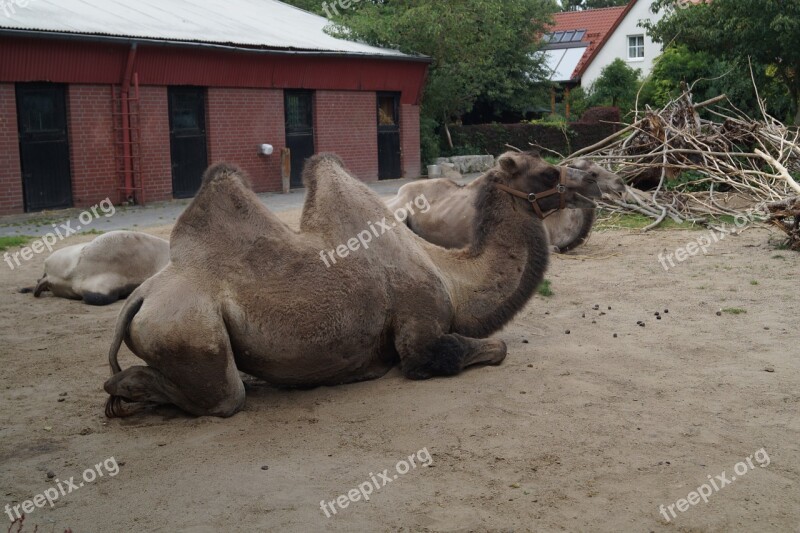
left=722, top=307, right=747, bottom=315
left=750, top=280, right=759, bottom=286
left=0, top=235, right=32, bottom=251
left=537, top=279, right=553, bottom=297
left=595, top=212, right=690, bottom=231
left=772, top=254, right=786, bottom=260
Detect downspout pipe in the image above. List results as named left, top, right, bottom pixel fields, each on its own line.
left=121, top=43, right=137, bottom=202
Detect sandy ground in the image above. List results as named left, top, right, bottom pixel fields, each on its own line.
left=1, top=211, right=798, bottom=533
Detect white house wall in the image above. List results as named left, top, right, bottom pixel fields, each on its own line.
left=581, top=0, right=665, bottom=88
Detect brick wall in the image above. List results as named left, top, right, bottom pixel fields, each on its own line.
left=400, top=103, right=421, bottom=178
left=0, top=83, right=23, bottom=215
left=207, top=87, right=285, bottom=192
left=137, top=86, right=172, bottom=202
left=0, top=85, right=423, bottom=215
left=67, top=85, right=117, bottom=207
left=315, top=90, right=378, bottom=182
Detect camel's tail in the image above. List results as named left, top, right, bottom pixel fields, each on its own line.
left=105, top=294, right=144, bottom=418
left=108, top=294, right=144, bottom=375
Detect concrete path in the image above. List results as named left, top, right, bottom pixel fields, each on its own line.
left=0, top=174, right=479, bottom=238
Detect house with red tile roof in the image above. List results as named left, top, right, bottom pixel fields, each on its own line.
left=542, top=0, right=665, bottom=89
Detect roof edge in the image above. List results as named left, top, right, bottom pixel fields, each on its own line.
left=575, top=0, right=638, bottom=78
left=0, top=28, right=433, bottom=63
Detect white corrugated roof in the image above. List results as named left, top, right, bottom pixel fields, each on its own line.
left=0, top=0, right=414, bottom=58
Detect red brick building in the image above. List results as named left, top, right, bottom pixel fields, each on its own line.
left=0, top=0, right=429, bottom=215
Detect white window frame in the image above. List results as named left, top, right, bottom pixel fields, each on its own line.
left=628, top=35, right=645, bottom=61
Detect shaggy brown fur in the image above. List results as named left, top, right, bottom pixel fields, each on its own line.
left=103, top=152, right=599, bottom=418
left=388, top=159, right=624, bottom=252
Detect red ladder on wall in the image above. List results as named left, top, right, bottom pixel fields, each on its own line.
left=111, top=74, right=145, bottom=205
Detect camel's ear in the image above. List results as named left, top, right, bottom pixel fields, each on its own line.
left=497, top=153, right=518, bottom=174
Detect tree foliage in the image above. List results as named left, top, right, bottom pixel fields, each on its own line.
left=586, top=58, right=641, bottom=115
left=644, top=0, right=800, bottom=123
left=324, top=0, right=556, bottom=125
left=638, top=45, right=794, bottom=122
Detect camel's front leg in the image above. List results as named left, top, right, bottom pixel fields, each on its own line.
left=396, top=328, right=507, bottom=380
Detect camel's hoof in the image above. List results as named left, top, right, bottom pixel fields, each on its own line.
left=105, top=395, right=134, bottom=418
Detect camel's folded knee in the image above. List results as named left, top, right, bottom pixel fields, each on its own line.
left=33, top=277, right=50, bottom=297
left=401, top=334, right=506, bottom=380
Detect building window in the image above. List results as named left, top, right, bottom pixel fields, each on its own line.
left=628, top=35, right=644, bottom=59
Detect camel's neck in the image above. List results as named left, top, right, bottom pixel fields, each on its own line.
left=426, top=174, right=549, bottom=338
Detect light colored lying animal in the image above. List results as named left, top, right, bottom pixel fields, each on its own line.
left=387, top=159, right=625, bottom=252
left=103, top=152, right=601, bottom=418
left=27, top=230, right=169, bottom=306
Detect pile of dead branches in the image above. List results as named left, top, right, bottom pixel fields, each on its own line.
left=767, top=196, right=800, bottom=250
left=559, top=84, right=800, bottom=234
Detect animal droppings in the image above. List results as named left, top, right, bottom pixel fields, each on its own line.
left=613, top=333, right=618, bottom=338
left=565, top=330, right=571, bottom=334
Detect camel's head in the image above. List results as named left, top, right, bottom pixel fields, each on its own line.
left=569, top=159, right=627, bottom=198
left=496, top=151, right=602, bottom=212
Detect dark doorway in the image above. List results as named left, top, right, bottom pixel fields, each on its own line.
left=377, top=92, right=401, bottom=180
left=16, top=83, right=72, bottom=212
left=284, top=90, right=315, bottom=188
left=168, top=87, right=208, bottom=198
